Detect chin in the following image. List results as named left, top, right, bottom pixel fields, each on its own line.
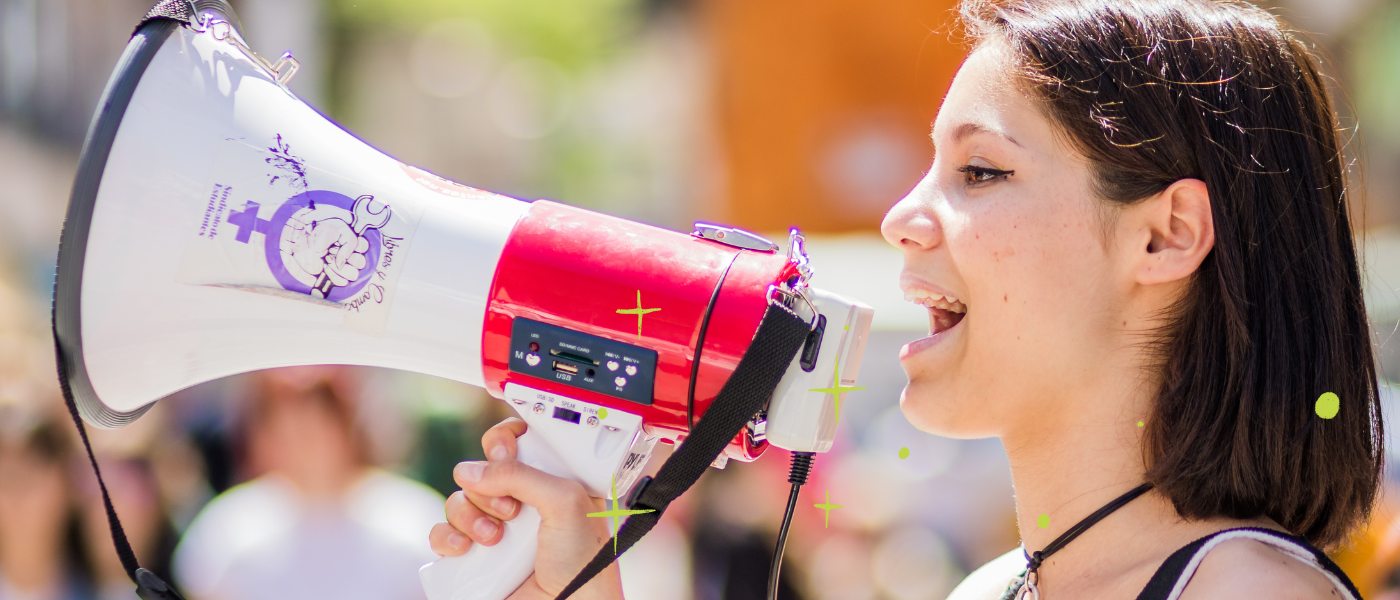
left=897, top=377, right=992, bottom=440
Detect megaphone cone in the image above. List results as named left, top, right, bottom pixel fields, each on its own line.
left=55, top=3, right=874, bottom=600
left=56, top=2, right=530, bottom=427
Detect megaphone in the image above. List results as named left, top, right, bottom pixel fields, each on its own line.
left=53, top=2, right=874, bottom=599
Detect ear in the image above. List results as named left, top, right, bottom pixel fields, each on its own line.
left=1126, top=178, right=1214, bottom=285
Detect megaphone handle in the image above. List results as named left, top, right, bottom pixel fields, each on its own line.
left=419, top=431, right=557, bottom=600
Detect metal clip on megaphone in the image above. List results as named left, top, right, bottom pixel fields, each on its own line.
left=52, top=2, right=874, bottom=600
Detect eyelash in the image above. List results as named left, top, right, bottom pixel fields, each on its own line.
left=957, top=165, right=1014, bottom=185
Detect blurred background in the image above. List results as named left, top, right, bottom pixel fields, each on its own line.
left=3, top=0, right=1400, bottom=599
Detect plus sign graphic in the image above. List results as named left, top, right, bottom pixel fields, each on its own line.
left=585, top=474, right=656, bottom=555
left=808, top=354, right=867, bottom=424
left=227, top=201, right=272, bottom=243
left=616, top=290, right=661, bottom=339
left=814, top=491, right=843, bottom=528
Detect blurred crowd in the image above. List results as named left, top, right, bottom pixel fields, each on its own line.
left=5, top=0, right=1400, bottom=599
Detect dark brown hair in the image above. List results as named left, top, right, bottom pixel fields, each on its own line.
left=961, top=0, right=1382, bottom=548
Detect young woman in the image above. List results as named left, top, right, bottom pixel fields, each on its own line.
left=428, top=0, right=1383, bottom=597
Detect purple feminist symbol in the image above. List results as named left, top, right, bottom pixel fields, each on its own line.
left=263, top=191, right=384, bottom=302
left=227, top=201, right=272, bottom=243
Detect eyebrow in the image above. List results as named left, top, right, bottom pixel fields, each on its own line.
left=933, top=122, right=1024, bottom=149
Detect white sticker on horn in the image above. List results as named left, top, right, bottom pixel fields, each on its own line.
left=175, top=136, right=424, bottom=336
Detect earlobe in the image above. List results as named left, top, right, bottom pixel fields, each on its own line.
left=1136, top=178, right=1214, bottom=285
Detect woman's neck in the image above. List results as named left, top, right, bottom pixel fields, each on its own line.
left=998, top=372, right=1251, bottom=592
left=1006, top=413, right=1145, bottom=554
left=1002, top=363, right=1158, bottom=553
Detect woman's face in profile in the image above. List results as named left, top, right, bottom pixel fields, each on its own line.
left=882, top=43, right=1127, bottom=439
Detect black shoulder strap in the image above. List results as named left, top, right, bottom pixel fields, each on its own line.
left=1136, top=527, right=1361, bottom=600
left=553, top=303, right=811, bottom=599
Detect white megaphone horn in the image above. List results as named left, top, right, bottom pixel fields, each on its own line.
left=53, top=2, right=874, bottom=600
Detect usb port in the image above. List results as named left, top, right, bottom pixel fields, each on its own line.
left=552, top=361, right=579, bottom=375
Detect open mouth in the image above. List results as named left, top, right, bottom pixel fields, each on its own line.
left=904, top=288, right=967, bottom=335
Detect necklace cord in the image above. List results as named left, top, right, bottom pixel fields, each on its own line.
left=1025, top=482, right=1154, bottom=573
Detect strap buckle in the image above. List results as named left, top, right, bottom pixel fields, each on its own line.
left=135, top=568, right=187, bottom=600
left=767, top=284, right=819, bottom=331
left=785, top=228, right=814, bottom=289
left=190, top=14, right=301, bottom=87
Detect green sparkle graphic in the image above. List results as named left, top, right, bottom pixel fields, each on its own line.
left=1037, top=514, right=1049, bottom=528
left=808, top=355, right=867, bottom=423
left=598, top=408, right=609, bottom=420
left=586, top=474, right=656, bottom=555
left=814, top=491, right=844, bottom=528
left=898, top=447, right=910, bottom=459
left=616, top=291, right=661, bottom=338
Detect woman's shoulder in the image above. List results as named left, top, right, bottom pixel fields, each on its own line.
left=1176, top=534, right=1353, bottom=600
left=946, top=547, right=1025, bottom=600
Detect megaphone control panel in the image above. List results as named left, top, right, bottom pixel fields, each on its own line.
left=507, top=318, right=657, bottom=405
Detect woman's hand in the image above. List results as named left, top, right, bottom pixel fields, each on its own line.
left=428, top=418, right=624, bottom=600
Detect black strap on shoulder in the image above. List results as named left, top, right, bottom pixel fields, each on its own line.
left=1135, top=527, right=1362, bottom=600
left=553, top=303, right=811, bottom=599
left=1135, top=533, right=1212, bottom=600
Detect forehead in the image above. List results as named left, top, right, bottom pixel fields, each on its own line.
left=932, top=44, right=1041, bottom=148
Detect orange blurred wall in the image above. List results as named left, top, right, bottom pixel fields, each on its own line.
left=701, top=0, right=965, bottom=234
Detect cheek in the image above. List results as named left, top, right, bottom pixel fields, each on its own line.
left=953, top=192, right=1110, bottom=353
left=969, top=189, right=1100, bottom=283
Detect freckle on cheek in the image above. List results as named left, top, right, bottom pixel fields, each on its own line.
left=1004, top=294, right=1008, bottom=302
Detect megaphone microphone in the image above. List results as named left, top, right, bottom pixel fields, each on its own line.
left=53, top=2, right=874, bottom=600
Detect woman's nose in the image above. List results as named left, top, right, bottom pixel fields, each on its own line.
left=881, top=187, right=942, bottom=251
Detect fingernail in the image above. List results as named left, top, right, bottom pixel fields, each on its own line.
left=489, top=445, right=508, bottom=461
left=491, top=496, right=515, bottom=514
left=455, top=461, right=485, bottom=484
left=474, top=518, right=498, bottom=539
left=447, top=532, right=466, bottom=549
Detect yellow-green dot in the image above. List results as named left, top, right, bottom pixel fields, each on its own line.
left=598, top=408, right=609, bottom=420
left=1315, top=392, right=1339, bottom=419
left=1136, top=421, right=1144, bottom=427
left=1037, top=514, right=1049, bottom=528
left=898, top=447, right=910, bottom=460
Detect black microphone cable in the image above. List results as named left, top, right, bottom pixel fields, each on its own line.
left=767, top=451, right=815, bottom=600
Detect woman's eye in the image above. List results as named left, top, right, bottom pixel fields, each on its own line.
left=956, top=165, right=1014, bottom=185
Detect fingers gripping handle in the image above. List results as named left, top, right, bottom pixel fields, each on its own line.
left=419, top=431, right=549, bottom=600
left=420, top=385, right=650, bottom=600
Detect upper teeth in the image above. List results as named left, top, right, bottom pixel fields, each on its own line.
left=904, top=288, right=967, bottom=313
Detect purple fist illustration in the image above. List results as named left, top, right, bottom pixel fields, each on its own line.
left=278, top=195, right=391, bottom=299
